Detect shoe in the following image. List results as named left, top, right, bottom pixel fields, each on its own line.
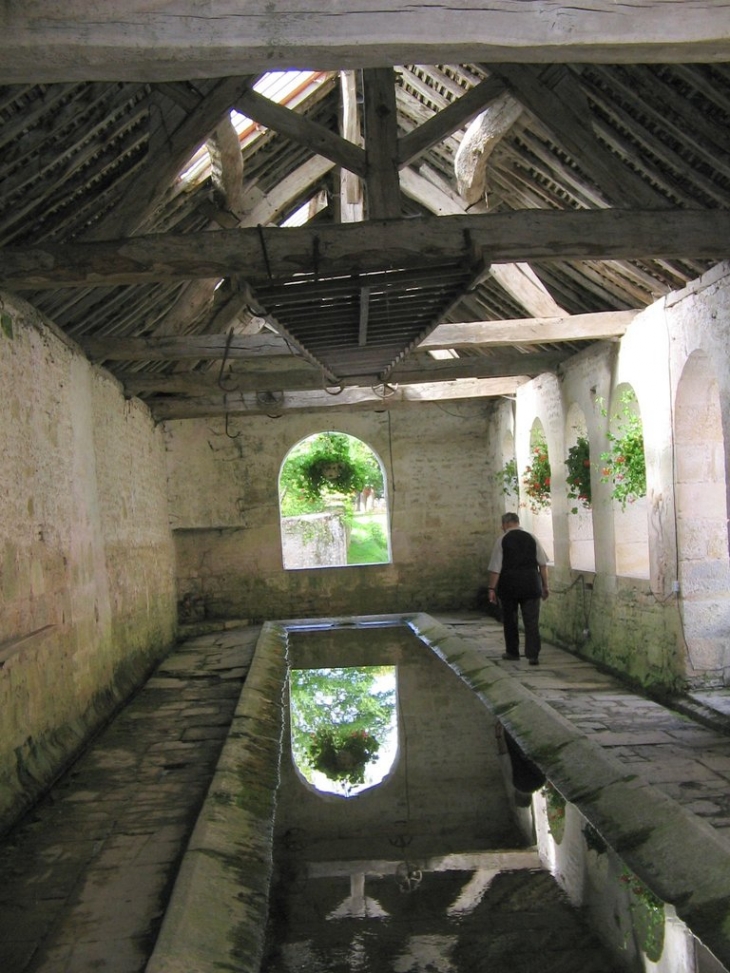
left=501, top=653, right=520, bottom=661
left=528, top=658, right=539, bottom=666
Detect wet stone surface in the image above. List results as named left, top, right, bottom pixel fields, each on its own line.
left=0, top=628, right=258, bottom=973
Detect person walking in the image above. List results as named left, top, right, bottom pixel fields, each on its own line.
left=487, top=512, right=549, bottom=665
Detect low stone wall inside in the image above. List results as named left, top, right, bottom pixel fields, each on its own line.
left=145, top=622, right=288, bottom=973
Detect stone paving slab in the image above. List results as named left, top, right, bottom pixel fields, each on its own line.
left=434, top=613, right=730, bottom=840
left=0, top=626, right=260, bottom=973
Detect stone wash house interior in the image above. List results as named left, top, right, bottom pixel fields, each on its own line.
left=4, top=5, right=730, bottom=972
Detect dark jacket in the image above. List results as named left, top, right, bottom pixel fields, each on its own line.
left=497, top=528, right=543, bottom=600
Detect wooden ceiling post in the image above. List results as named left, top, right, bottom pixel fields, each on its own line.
left=362, top=68, right=402, bottom=220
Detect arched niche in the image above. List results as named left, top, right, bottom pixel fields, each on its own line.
left=524, top=419, right=554, bottom=563
left=565, top=405, right=595, bottom=572
left=675, top=351, right=730, bottom=679
left=279, top=431, right=391, bottom=570
left=499, top=429, right=519, bottom=510
left=607, top=384, right=649, bottom=579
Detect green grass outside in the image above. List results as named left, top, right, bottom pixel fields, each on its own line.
left=347, top=512, right=389, bottom=564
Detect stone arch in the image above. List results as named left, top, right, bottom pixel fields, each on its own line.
left=675, top=350, right=730, bottom=681
left=565, top=404, right=595, bottom=572
left=524, top=418, right=554, bottom=563
left=279, top=431, right=391, bottom=570
left=500, top=428, right=519, bottom=510
left=608, top=383, right=649, bottom=578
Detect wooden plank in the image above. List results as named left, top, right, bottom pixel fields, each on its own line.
left=1, top=4, right=728, bottom=83
left=6, top=210, right=729, bottom=289
left=234, top=87, right=367, bottom=177
left=419, top=310, right=639, bottom=350
left=362, top=68, right=401, bottom=219
left=148, top=376, right=531, bottom=421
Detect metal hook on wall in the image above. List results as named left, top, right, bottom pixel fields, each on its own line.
left=217, top=328, right=240, bottom=392
left=225, top=411, right=241, bottom=440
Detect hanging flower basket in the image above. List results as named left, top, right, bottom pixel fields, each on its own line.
left=599, top=392, right=646, bottom=510
left=296, top=434, right=367, bottom=502
left=522, top=433, right=551, bottom=512
left=307, top=725, right=380, bottom=786
left=565, top=435, right=592, bottom=513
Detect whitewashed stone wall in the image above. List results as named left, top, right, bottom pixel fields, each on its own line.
left=164, top=404, right=492, bottom=620
left=508, top=263, right=730, bottom=689
left=0, top=293, right=177, bottom=832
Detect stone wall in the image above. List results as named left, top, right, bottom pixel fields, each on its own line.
left=165, top=404, right=492, bottom=620
left=0, top=294, right=177, bottom=833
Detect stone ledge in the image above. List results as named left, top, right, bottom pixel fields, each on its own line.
left=409, top=611, right=730, bottom=971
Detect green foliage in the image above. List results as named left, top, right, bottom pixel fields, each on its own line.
left=495, top=457, right=519, bottom=496
left=307, top=725, right=380, bottom=786
left=347, top=515, right=389, bottom=564
left=280, top=432, right=383, bottom=515
left=565, top=435, right=592, bottom=513
left=289, top=666, right=396, bottom=792
left=620, top=867, right=665, bottom=961
left=599, top=391, right=646, bottom=510
left=0, top=312, right=13, bottom=339
left=523, top=431, right=551, bottom=512
left=544, top=781, right=566, bottom=844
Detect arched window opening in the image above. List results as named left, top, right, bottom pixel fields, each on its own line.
left=565, top=406, right=595, bottom=572
left=523, top=420, right=554, bottom=563
left=496, top=430, right=519, bottom=509
left=602, top=385, right=649, bottom=578
left=289, top=666, right=398, bottom=797
left=279, top=431, right=391, bottom=569
left=675, top=352, right=730, bottom=679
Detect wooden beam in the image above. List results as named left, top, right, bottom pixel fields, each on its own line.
left=454, top=90, right=524, bottom=205
left=487, top=64, right=667, bottom=209
left=419, top=310, right=639, bottom=350
left=6, top=210, right=729, bottom=289
left=117, top=361, right=327, bottom=396
left=1, top=4, right=728, bottom=83
left=358, top=286, right=371, bottom=347
left=234, top=87, right=367, bottom=177
left=362, top=68, right=401, bottom=219
left=81, top=333, right=298, bottom=361
left=113, top=348, right=561, bottom=397
left=148, top=376, right=530, bottom=421
left=340, top=71, right=365, bottom=223
left=390, top=351, right=566, bottom=383
left=85, top=76, right=256, bottom=240
left=398, top=75, right=507, bottom=167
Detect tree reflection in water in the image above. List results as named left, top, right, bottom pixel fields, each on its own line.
left=289, top=666, right=397, bottom=795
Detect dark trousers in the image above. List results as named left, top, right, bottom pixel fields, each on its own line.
left=501, top=595, right=542, bottom=659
